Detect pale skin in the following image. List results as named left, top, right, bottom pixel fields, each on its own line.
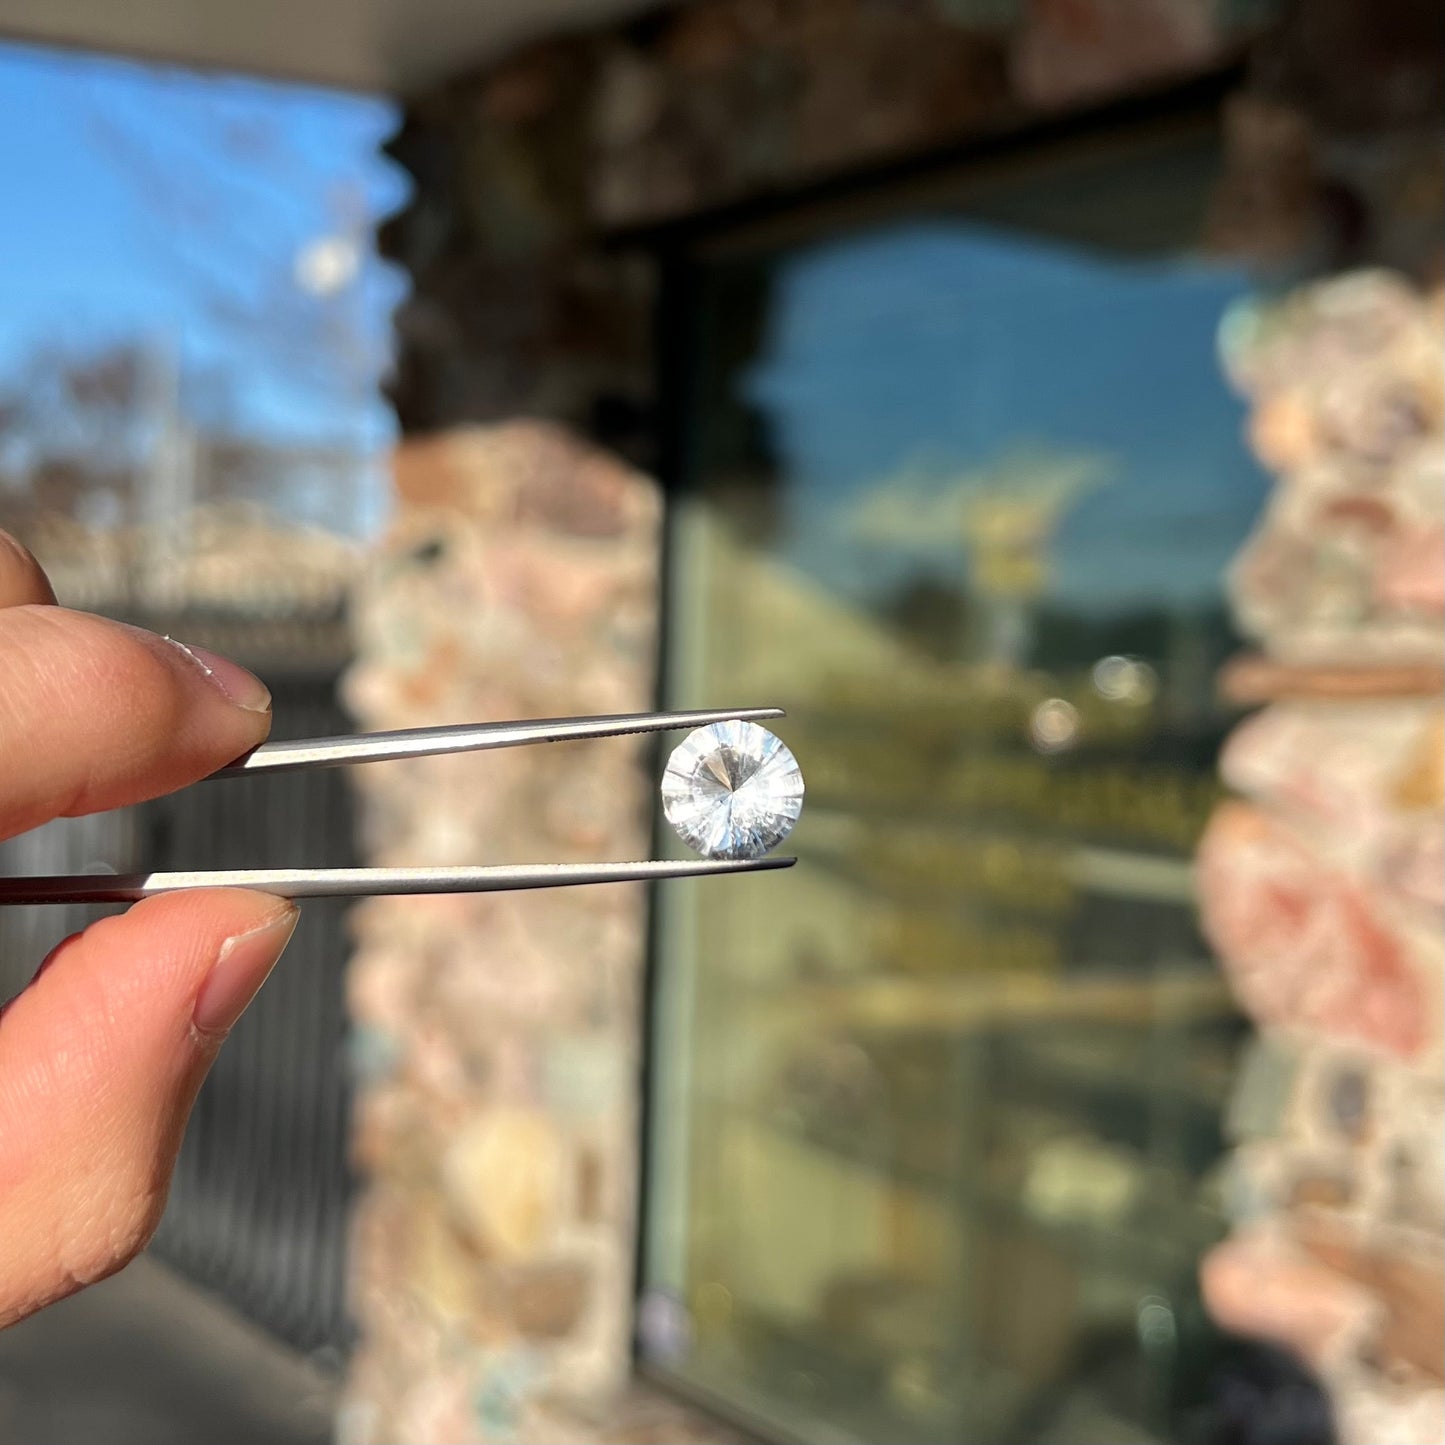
left=0, top=530, right=299, bottom=1327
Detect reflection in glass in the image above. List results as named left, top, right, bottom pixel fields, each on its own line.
left=647, top=125, right=1268, bottom=1444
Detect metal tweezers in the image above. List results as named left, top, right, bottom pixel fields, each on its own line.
left=0, top=707, right=796, bottom=905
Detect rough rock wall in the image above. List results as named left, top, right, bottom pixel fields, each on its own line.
left=338, top=424, right=733, bottom=1442
left=381, top=0, right=1280, bottom=437
left=1197, top=272, right=1445, bottom=1445
left=355, top=3, right=1443, bottom=1441
left=380, top=0, right=1445, bottom=439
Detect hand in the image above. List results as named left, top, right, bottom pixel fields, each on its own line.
left=0, top=532, right=299, bottom=1327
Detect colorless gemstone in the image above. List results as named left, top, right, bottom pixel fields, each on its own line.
left=662, top=720, right=804, bottom=860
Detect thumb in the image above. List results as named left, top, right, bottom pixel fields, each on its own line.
left=0, top=889, right=298, bottom=1326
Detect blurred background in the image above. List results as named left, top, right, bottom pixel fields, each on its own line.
left=0, top=2, right=1439, bottom=1443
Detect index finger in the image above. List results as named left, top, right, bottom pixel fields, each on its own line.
left=0, top=606, right=273, bottom=841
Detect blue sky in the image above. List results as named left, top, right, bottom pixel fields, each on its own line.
left=745, top=222, right=1269, bottom=615
left=0, top=41, right=405, bottom=460
left=0, top=36, right=1266, bottom=594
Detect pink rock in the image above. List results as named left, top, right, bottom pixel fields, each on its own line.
left=1197, top=802, right=1434, bottom=1059
left=1201, top=1228, right=1377, bottom=1371
left=1376, top=521, right=1445, bottom=617
left=1219, top=702, right=1443, bottom=915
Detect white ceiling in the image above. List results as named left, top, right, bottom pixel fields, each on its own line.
left=0, top=0, right=664, bottom=94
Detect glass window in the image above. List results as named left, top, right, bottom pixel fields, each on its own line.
left=643, top=118, right=1271, bottom=1444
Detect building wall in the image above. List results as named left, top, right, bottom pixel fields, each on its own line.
left=352, top=1, right=1443, bottom=1441
left=380, top=0, right=1284, bottom=438
left=1196, top=269, right=1444, bottom=1445
left=339, top=425, right=747, bottom=1442
left=381, top=0, right=1442, bottom=437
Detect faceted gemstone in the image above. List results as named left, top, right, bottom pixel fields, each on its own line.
left=662, top=720, right=804, bottom=860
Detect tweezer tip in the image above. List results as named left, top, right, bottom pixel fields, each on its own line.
left=715, top=854, right=795, bottom=871
left=676, top=853, right=795, bottom=876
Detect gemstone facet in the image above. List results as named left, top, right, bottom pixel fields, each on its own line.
left=662, top=720, right=804, bottom=860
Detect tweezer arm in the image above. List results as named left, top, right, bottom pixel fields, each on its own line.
left=0, top=707, right=798, bottom=903
left=215, top=707, right=784, bottom=777
left=0, top=856, right=795, bottom=905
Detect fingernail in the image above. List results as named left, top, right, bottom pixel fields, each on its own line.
left=192, top=905, right=299, bottom=1038
left=164, top=638, right=272, bottom=713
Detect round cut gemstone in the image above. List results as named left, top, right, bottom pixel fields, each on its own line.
left=662, top=720, right=804, bottom=860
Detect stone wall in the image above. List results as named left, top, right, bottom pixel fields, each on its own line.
left=382, top=0, right=1443, bottom=437
left=354, top=1, right=1444, bottom=1441
left=1196, top=271, right=1444, bottom=1445
left=339, top=424, right=743, bottom=1442
left=381, top=0, right=1291, bottom=438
